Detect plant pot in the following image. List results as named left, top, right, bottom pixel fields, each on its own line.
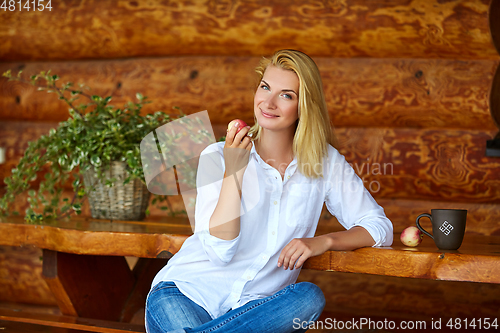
left=82, top=161, right=151, bottom=220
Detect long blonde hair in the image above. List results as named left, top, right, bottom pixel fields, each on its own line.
left=248, top=49, right=337, bottom=178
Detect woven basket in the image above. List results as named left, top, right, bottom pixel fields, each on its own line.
left=83, top=161, right=151, bottom=220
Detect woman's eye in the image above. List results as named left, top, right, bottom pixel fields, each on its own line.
left=260, top=84, right=269, bottom=90
left=282, top=93, right=292, bottom=100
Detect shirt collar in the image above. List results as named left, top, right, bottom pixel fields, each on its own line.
left=250, top=141, right=298, bottom=172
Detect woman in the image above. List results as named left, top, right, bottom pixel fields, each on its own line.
left=145, top=49, right=393, bottom=333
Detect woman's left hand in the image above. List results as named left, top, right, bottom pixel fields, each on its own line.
left=277, top=235, right=331, bottom=270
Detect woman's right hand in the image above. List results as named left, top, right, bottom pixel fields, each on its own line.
left=223, top=122, right=252, bottom=180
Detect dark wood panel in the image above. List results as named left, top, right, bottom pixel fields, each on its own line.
left=0, top=57, right=497, bottom=130
left=0, top=0, right=496, bottom=61
left=42, top=250, right=135, bottom=321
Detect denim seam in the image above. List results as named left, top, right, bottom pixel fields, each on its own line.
left=147, top=281, right=178, bottom=306
left=199, top=284, right=295, bottom=333
left=145, top=307, right=163, bottom=333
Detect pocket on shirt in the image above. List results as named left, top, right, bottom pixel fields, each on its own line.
left=285, top=183, right=319, bottom=228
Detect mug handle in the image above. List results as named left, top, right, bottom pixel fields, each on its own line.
left=416, top=213, right=434, bottom=239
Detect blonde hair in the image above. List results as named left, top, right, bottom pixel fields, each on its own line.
left=248, top=49, right=337, bottom=178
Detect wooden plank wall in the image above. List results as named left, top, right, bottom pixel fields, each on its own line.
left=1, top=0, right=500, bottom=323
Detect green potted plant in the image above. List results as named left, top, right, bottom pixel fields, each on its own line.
left=0, top=70, right=207, bottom=222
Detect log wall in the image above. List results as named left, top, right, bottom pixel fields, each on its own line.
left=0, top=0, right=496, bottom=60
left=1, top=0, right=499, bottom=326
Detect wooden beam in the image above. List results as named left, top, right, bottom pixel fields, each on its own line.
left=0, top=57, right=496, bottom=130
left=0, top=308, right=145, bottom=332
left=0, top=0, right=496, bottom=60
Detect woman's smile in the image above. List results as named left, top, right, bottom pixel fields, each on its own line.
left=260, top=108, right=279, bottom=118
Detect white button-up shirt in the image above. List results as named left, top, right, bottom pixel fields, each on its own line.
left=151, top=141, right=393, bottom=319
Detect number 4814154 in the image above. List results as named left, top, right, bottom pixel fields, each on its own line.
left=446, top=318, right=498, bottom=330
left=1, top=0, right=52, bottom=11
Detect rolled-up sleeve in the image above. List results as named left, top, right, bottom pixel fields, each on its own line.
left=324, top=148, right=393, bottom=247
left=194, top=143, right=242, bottom=265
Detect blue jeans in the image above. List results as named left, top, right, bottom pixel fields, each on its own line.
left=145, top=281, right=325, bottom=333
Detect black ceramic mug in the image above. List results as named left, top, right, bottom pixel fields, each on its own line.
left=415, top=209, right=467, bottom=250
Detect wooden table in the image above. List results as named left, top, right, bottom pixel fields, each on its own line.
left=1, top=216, right=500, bottom=321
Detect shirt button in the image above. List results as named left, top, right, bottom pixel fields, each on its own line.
left=262, top=255, right=266, bottom=260
left=272, top=231, right=276, bottom=235
left=287, top=175, right=290, bottom=179
left=247, top=275, right=251, bottom=280
left=273, top=201, right=277, bottom=205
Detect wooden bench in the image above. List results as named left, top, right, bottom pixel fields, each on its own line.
left=1, top=215, right=499, bottom=330
left=0, top=308, right=145, bottom=333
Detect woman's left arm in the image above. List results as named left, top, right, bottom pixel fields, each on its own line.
left=278, top=147, right=393, bottom=270
left=277, top=226, right=374, bottom=270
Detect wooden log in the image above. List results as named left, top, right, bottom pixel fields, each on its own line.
left=369, top=198, right=500, bottom=236
left=318, top=199, right=500, bottom=236
left=489, top=60, right=500, bottom=130
left=0, top=0, right=496, bottom=61
left=0, top=246, right=57, bottom=306
left=2, top=121, right=499, bottom=204
left=0, top=57, right=497, bottom=130
left=490, top=0, right=500, bottom=55
left=336, top=127, right=500, bottom=204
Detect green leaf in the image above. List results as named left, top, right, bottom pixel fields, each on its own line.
left=90, top=155, right=101, bottom=167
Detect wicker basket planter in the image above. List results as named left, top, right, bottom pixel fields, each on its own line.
left=83, top=161, right=150, bottom=220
